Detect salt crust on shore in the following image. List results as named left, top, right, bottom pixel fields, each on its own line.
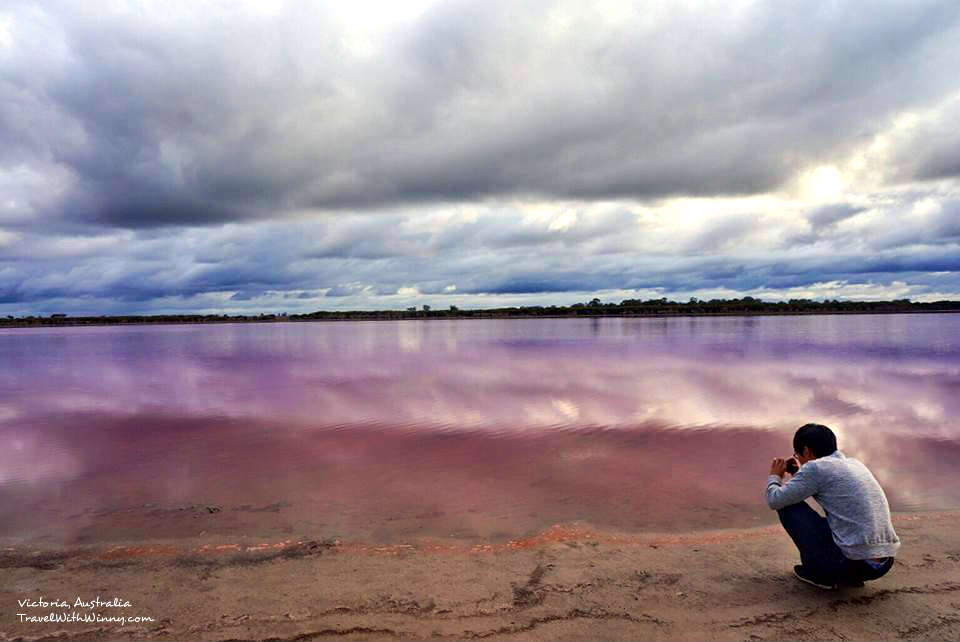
left=2, top=511, right=959, bottom=642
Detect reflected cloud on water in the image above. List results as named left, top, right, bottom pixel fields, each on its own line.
left=0, top=315, right=957, bottom=544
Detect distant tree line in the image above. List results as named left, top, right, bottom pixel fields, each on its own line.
left=3, top=297, right=959, bottom=328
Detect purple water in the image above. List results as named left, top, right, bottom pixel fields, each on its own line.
left=1, top=314, right=958, bottom=546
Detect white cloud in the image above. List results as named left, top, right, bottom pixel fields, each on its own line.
left=1, top=1, right=960, bottom=313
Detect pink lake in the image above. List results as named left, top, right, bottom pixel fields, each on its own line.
left=1, top=314, right=958, bottom=546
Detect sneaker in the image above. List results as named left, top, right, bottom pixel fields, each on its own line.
left=793, top=565, right=837, bottom=590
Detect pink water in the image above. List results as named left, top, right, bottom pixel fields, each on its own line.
left=1, top=315, right=958, bottom=546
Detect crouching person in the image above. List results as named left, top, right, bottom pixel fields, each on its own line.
left=766, top=423, right=900, bottom=589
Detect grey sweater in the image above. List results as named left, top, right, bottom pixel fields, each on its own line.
left=766, top=450, right=900, bottom=560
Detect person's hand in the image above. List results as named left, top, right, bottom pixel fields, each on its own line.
left=770, top=457, right=787, bottom=478
left=785, top=456, right=799, bottom=475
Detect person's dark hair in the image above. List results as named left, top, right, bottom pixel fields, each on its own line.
left=793, top=423, right=838, bottom=458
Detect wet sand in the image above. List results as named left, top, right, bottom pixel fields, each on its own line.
left=3, top=511, right=959, bottom=642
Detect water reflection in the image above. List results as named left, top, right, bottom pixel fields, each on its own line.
left=0, top=315, right=957, bottom=545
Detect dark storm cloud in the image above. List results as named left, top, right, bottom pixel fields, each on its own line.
left=807, top=204, right=867, bottom=229
left=782, top=203, right=868, bottom=246
left=3, top=1, right=960, bottom=314
left=2, top=204, right=959, bottom=313
left=884, top=96, right=960, bottom=183
left=3, top=1, right=960, bottom=228
left=684, top=215, right=759, bottom=253
left=920, top=154, right=960, bottom=182
left=867, top=199, right=960, bottom=250
left=3, top=180, right=960, bottom=313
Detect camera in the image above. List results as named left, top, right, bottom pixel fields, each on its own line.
left=785, top=458, right=799, bottom=474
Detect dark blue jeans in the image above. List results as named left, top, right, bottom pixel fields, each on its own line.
left=778, top=501, right=894, bottom=585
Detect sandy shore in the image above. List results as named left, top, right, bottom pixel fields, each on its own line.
left=2, top=511, right=959, bottom=642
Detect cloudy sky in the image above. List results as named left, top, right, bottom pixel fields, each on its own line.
left=2, top=0, right=959, bottom=315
